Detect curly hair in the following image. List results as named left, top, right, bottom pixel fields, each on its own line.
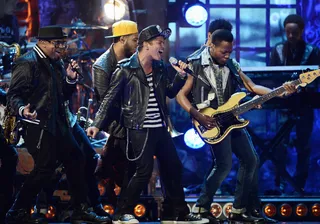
left=208, top=19, right=233, bottom=34
left=211, top=29, right=234, bottom=45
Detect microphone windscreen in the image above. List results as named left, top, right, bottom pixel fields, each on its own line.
left=169, top=57, right=178, bottom=65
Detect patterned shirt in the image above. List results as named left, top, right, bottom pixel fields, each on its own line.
left=143, top=73, right=164, bottom=128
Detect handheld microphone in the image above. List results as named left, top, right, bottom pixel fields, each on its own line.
left=67, top=58, right=84, bottom=81
left=169, top=57, right=195, bottom=77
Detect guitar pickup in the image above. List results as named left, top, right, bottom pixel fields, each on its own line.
left=198, top=125, right=207, bottom=133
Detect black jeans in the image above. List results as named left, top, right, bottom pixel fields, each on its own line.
left=72, top=123, right=101, bottom=207
left=35, top=123, right=101, bottom=211
left=118, top=127, right=188, bottom=216
left=0, top=129, right=18, bottom=222
left=11, top=123, right=87, bottom=210
left=96, top=134, right=135, bottom=207
left=196, top=128, right=260, bottom=212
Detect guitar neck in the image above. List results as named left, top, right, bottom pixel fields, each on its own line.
left=233, top=79, right=301, bottom=116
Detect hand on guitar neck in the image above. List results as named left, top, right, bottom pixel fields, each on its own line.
left=252, top=81, right=296, bottom=109
left=192, top=68, right=320, bottom=144
left=279, top=81, right=297, bottom=97
left=190, top=107, right=216, bottom=130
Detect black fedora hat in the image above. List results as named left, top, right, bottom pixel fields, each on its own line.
left=37, top=26, right=67, bottom=40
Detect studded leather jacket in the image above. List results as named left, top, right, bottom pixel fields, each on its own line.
left=92, top=52, right=186, bottom=130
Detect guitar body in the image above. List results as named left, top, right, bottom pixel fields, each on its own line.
left=193, top=92, right=250, bottom=144
left=192, top=69, right=320, bottom=144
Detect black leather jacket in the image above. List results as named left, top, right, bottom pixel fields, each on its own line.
left=7, top=48, right=76, bottom=133
left=92, top=52, right=186, bottom=130
left=92, top=44, right=125, bottom=137
left=93, top=44, right=118, bottom=104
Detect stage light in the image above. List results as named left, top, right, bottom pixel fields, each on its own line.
left=311, top=203, right=320, bottom=217
left=183, top=1, right=208, bottom=27
left=184, top=128, right=205, bottom=149
left=210, top=203, right=223, bottom=218
left=30, top=206, right=35, bottom=214
left=295, top=203, right=308, bottom=217
left=103, top=0, right=127, bottom=21
left=280, top=203, right=292, bottom=217
left=263, top=203, right=277, bottom=217
left=45, top=205, right=56, bottom=219
left=134, top=204, right=146, bottom=218
left=222, top=203, right=233, bottom=218
left=103, top=204, right=115, bottom=215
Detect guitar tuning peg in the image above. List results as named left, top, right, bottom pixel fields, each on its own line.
left=291, top=72, right=298, bottom=79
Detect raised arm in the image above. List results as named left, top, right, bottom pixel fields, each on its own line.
left=237, top=67, right=296, bottom=97
left=238, top=69, right=273, bottom=95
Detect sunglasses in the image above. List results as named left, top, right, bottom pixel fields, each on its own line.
left=48, top=40, right=68, bottom=48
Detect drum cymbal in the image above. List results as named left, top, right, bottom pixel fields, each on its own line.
left=69, top=48, right=105, bottom=59
left=58, top=18, right=109, bottom=30
left=59, top=22, right=109, bottom=30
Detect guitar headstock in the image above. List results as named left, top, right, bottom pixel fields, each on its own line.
left=299, top=69, right=320, bottom=85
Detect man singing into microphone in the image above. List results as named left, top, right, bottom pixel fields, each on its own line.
left=87, top=25, right=207, bottom=224
left=6, top=26, right=109, bottom=224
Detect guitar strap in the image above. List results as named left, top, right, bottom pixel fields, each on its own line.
left=226, top=59, right=245, bottom=88
left=226, top=58, right=255, bottom=93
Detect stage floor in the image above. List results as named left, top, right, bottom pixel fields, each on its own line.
left=50, top=222, right=320, bottom=224
left=37, top=195, right=320, bottom=223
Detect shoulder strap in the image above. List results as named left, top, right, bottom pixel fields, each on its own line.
left=226, top=59, right=256, bottom=93
left=226, top=59, right=244, bottom=87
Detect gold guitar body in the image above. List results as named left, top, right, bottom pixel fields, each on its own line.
left=193, top=92, right=250, bottom=144
left=192, top=69, right=320, bottom=144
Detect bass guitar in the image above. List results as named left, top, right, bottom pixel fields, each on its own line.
left=193, top=69, right=320, bottom=144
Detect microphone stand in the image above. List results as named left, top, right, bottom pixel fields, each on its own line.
left=85, top=98, right=93, bottom=130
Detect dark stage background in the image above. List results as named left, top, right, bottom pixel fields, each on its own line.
left=15, top=0, right=320, bottom=196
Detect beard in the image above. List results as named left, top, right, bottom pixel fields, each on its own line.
left=124, top=44, right=135, bottom=58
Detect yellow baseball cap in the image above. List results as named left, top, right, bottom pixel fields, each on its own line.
left=105, top=20, right=138, bottom=38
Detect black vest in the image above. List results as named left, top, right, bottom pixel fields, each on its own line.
left=190, top=58, right=241, bottom=109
